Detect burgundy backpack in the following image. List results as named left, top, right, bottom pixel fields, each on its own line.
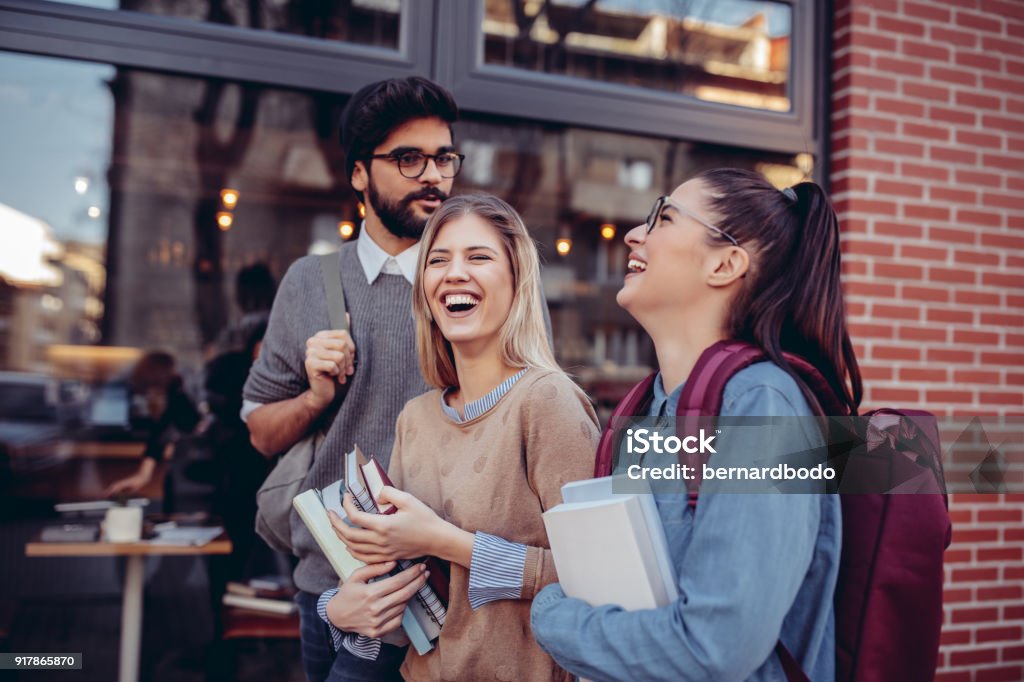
left=594, top=340, right=951, bottom=682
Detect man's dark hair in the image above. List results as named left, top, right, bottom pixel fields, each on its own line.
left=339, top=76, right=459, bottom=196
left=235, top=263, right=276, bottom=313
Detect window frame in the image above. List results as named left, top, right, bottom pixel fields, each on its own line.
left=0, top=0, right=434, bottom=92
left=434, top=0, right=824, bottom=156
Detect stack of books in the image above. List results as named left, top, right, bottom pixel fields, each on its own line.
left=222, top=576, right=297, bottom=616
left=293, top=446, right=449, bottom=655
left=542, top=475, right=678, bottom=611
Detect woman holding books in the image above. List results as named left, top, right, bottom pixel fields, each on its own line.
left=530, top=169, right=861, bottom=681
left=324, top=194, right=599, bottom=681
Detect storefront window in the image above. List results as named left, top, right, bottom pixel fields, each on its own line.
left=483, top=0, right=793, bottom=111
left=54, top=0, right=403, bottom=50
left=456, top=115, right=810, bottom=410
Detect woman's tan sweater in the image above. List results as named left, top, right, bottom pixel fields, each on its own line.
left=388, top=369, right=600, bottom=682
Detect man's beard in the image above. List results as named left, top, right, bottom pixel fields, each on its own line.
left=366, top=177, right=448, bottom=240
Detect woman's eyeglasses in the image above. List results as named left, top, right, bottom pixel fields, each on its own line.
left=645, top=195, right=740, bottom=246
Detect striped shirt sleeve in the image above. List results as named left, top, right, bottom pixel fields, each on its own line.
left=316, top=588, right=382, bottom=661
left=467, top=531, right=528, bottom=610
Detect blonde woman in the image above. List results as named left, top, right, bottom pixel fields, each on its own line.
left=325, top=194, right=599, bottom=681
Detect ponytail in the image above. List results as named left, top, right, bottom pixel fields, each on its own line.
left=698, top=169, right=862, bottom=415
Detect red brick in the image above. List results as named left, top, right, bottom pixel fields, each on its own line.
left=1007, top=58, right=1024, bottom=77
left=926, top=389, right=974, bottom=403
left=956, top=129, right=1003, bottom=149
left=958, top=209, right=1004, bottom=227
left=977, top=666, right=1024, bottom=682
left=904, top=1, right=952, bottom=22
left=873, top=137, right=926, bottom=158
left=956, top=50, right=1003, bottom=72
left=875, top=221, right=923, bottom=239
left=899, top=325, right=947, bottom=342
left=983, top=272, right=1021, bottom=287
left=832, top=133, right=871, bottom=155
left=929, top=105, right=976, bottom=126
left=981, top=0, right=1024, bottom=22
left=982, top=153, right=1024, bottom=171
left=929, top=227, right=977, bottom=244
left=950, top=607, right=1000, bottom=624
left=985, top=74, right=1024, bottom=93
left=980, top=392, right=1024, bottom=406
left=935, top=671, right=971, bottom=682
left=956, top=89, right=1003, bottom=110
left=927, top=307, right=974, bottom=324
left=984, top=191, right=1024, bottom=210
left=902, top=245, right=948, bottom=261
left=957, top=10, right=1004, bottom=34
left=1005, top=645, right=1024, bottom=662
left=932, top=66, right=979, bottom=87
left=953, top=526, right=1001, bottom=542
left=903, top=122, right=950, bottom=141
left=902, top=81, right=951, bottom=102
left=954, top=370, right=1002, bottom=384
left=978, top=546, right=1024, bottom=562
left=905, top=204, right=951, bottom=221
left=877, top=56, right=927, bottom=78
left=875, top=263, right=924, bottom=280
left=932, top=187, right=979, bottom=205
left=844, top=280, right=896, bottom=297
left=955, top=290, right=1000, bottom=306
left=875, top=96, right=925, bottom=117
left=944, top=547, right=972, bottom=563
left=954, top=329, right=1000, bottom=345
left=980, top=232, right=1024, bottom=250
left=871, top=387, right=921, bottom=403
left=977, top=584, right=1024, bottom=601
left=929, top=267, right=977, bottom=284
left=842, top=239, right=896, bottom=258
left=982, top=351, right=1024, bottom=365
left=950, top=647, right=999, bottom=666
left=832, top=155, right=897, bottom=176
left=877, top=15, right=926, bottom=36
left=899, top=367, right=948, bottom=382
left=1006, top=528, right=1024, bottom=541
left=846, top=112, right=899, bottom=134
left=954, top=250, right=999, bottom=266
left=927, top=348, right=975, bottom=363
left=859, top=364, right=894, bottom=381
left=873, top=343, right=922, bottom=360
left=932, top=25, right=978, bottom=48
left=943, top=586, right=973, bottom=603
left=955, top=169, right=1004, bottom=188
left=980, top=312, right=1024, bottom=326
left=903, top=285, right=950, bottom=302
left=978, top=508, right=1024, bottom=523
left=931, top=145, right=978, bottom=165
left=902, top=162, right=949, bottom=182
left=850, top=29, right=898, bottom=51
left=1007, top=604, right=1024, bottom=620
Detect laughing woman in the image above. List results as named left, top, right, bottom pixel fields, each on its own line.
left=324, top=194, right=599, bottom=681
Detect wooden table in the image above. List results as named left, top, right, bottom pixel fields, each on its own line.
left=26, top=533, right=232, bottom=682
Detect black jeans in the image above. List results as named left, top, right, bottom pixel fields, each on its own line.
left=295, top=590, right=406, bottom=682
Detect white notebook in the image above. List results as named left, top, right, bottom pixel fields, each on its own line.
left=543, top=475, right=678, bottom=611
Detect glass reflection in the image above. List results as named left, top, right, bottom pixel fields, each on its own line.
left=484, top=0, right=793, bottom=111
left=54, top=0, right=403, bottom=49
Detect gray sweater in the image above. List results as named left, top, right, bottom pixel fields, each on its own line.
left=243, top=242, right=428, bottom=593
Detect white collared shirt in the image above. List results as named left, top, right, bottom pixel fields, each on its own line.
left=356, top=223, right=419, bottom=285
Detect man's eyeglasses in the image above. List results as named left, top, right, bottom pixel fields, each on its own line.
left=645, top=195, right=740, bottom=246
left=368, top=151, right=465, bottom=179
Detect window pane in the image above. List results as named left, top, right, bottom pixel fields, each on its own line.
left=0, top=50, right=359, bottom=500
left=456, top=115, right=810, bottom=414
left=53, top=0, right=402, bottom=49
left=483, top=0, right=792, bottom=111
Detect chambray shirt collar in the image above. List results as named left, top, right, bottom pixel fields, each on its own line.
left=441, top=368, right=529, bottom=423
left=355, top=223, right=419, bottom=285
left=649, top=372, right=685, bottom=418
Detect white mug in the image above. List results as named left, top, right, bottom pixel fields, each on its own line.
left=104, top=506, right=143, bottom=543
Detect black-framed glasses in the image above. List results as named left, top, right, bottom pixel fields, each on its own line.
left=368, top=151, right=465, bottom=179
left=645, top=195, right=740, bottom=246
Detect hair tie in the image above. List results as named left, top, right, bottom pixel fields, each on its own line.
left=782, top=187, right=798, bottom=203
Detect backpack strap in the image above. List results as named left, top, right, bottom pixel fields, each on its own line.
left=318, top=252, right=348, bottom=331
left=593, top=373, right=657, bottom=477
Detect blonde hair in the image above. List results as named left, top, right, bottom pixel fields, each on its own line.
left=413, top=194, right=561, bottom=389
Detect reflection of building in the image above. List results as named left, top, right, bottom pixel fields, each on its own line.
left=483, top=0, right=791, bottom=110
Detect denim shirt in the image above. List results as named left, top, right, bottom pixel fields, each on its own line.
left=531, top=362, right=841, bottom=682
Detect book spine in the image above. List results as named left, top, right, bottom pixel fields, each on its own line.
left=396, top=558, right=447, bottom=627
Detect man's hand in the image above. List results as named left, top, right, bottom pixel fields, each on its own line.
left=304, top=323, right=356, bottom=408
left=325, top=562, right=428, bottom=638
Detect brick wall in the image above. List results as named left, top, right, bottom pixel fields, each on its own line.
left=831, top=0, right=1024, bottom=679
